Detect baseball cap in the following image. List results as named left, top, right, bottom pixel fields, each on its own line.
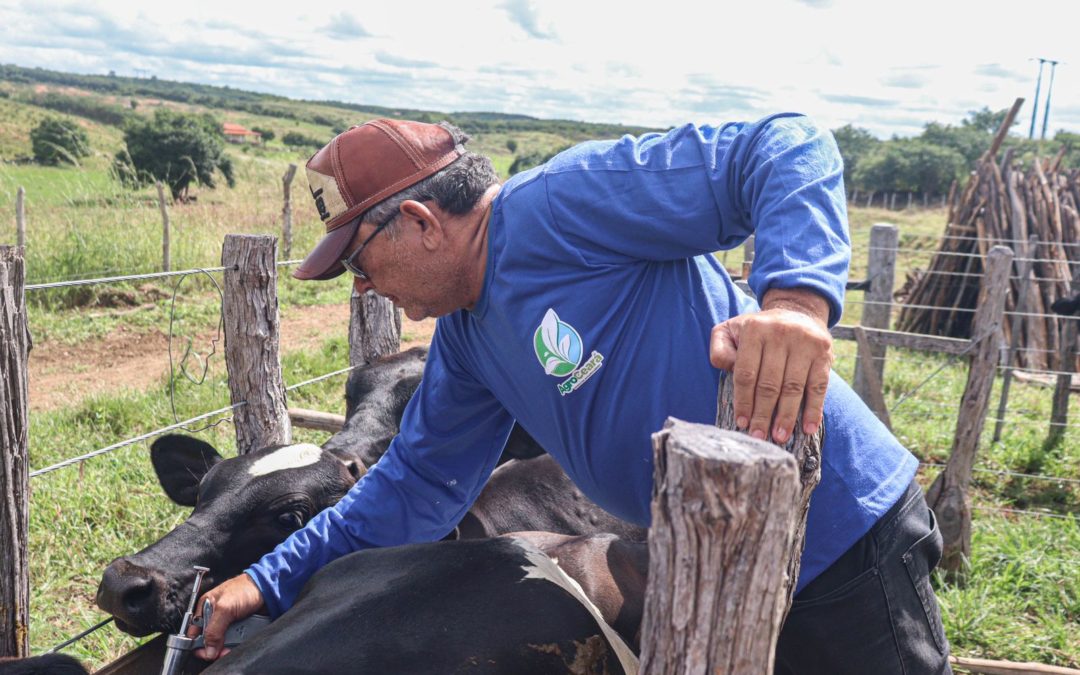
left=293, top=119, right=464, bottom=280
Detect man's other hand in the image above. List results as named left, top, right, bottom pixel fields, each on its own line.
left=189, top=573, right=266, bottom=662
left=710, top=287, right=833, bottom=443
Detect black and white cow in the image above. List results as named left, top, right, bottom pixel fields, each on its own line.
left=97, top=347, right=645, bottom=643
left=201, top=533, right=644, bottom=674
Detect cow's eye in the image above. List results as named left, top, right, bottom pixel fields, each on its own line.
left=276, top=511, right=305, bottom=530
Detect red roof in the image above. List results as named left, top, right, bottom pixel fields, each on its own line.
left=223, top=123, right=260, bottom=136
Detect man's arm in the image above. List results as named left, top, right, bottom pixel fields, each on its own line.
left=710, top=287, right=833, bottom=443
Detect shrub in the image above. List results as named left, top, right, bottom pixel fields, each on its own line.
left=282, top=131, right=323, bottom=148
left=251, top=126, right=275, bottom=142
left=30, top=117, right=91, bottom=166
left=114, top=110, right=235, bottom=201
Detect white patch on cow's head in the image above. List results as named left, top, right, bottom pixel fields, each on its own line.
left=248, top=444, right=324, bottom=477
left=511, top=538, right=640, bottom=675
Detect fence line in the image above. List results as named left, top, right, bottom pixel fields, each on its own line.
left=25, top=259, right=305, bottom=292
left=919, top=462, right=1080, bottom=486
left=971, top=505, right=1077, bottom=521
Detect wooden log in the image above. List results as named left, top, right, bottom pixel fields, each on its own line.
left=950, top=655, right=1080, bottom=675
left=927, top=246, right=1013, bottom=574
left=831, top=325, right=971, bottom=355
left=853, top=224, right=898, bottom=401
left=14, top=187, right=25, bottom=249
left=0, top=246, right=29, bottom=658
left=982, top=98, right=1024, bottom=162
left=288, top=407, right=345, bottom=433
left=853, top=326, right=892, bottom=429
left=222, top=235, right=291, bottom=455
left=640, top=419, right=801, bottom=675
left=281, top=164, right=297, bottom=259
left=156, top=182, right=171, bottom=273
left=349, top=289, right=401, bottom=368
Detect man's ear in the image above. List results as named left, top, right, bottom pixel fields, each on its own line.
left=399, top=200, right=444, bottom=251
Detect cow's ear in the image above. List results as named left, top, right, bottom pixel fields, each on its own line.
left=150, top=435, right=223, bottom=506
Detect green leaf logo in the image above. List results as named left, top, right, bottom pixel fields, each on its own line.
left=534, top=309, right=584, bottom=377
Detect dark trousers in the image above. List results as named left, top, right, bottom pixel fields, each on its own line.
left=775, top=479, right=952, bottom=674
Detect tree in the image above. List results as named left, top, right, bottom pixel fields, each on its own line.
left=919, top=122, right=990, bottom=166
left=962, top=106, right=1014, bottom=134
left=508, top=146, right=570, bottom=176
left=113, top=109, right=235, bottom=201
left=252, top=126, right=275, bottom=142
left=506, top=139, right=518, bottom=154
left=30, top=117, right=90, bottom=166
left=282, top=131, right=323, bottom=148
left=852, top=139, right=965, bottom=197
left=831, top=125, right=879, bottom=188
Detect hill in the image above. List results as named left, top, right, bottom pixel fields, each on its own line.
left=0, top=62, right=662, bottom=177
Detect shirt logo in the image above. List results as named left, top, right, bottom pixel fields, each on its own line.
left=533, top=308, right=604, bottom=396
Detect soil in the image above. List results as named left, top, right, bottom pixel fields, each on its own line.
left=29, top=303, right=436, bottom=412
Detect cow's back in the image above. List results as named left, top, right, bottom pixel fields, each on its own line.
left=204, top=538, right=632, bottom=675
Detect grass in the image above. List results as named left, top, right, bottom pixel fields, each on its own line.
left=0, top=87, right=1075, bottom=667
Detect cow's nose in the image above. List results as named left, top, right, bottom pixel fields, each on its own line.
left=96, top=558, right=167, bottom=634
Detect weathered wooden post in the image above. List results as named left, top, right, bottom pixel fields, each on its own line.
left=349, top=288, right=402, bottom=368
left=993, top=235, right=1037, bottom=443
left=281, top=164, right=297, bottom=259
left=222, top=235, right=291, bottom=455
left=640, top=377, right=822, bottom=674
left=865, top=191, right=874, bottom=208
left=0, top=246, right=30, bottom=658
left=156, top=182, right=171, bottom=272
left=926, top=246, right=1012, bottom=573
left=889, top=192, right=897, bottom=210
left=15, top=188, right=25, bottom=249
left=1047, top=264, right=1080, bottom=448
left=853, top=223, right=898, bottom=417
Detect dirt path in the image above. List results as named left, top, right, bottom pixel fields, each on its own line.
left=29, top=303, right=436, bottom=412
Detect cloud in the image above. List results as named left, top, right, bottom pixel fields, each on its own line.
left=322, top=12, right=373, bottom=40
left=675, top=76, right=772, bottom=119
left=792, top=0, right=833, bottom=7
left=375, top=52, right=438, bottom=69
left=880, top=72, right=929, bottom=89
left=973, top=63, right=1027, bottom=82
left=499, top=0, right=557, bottom=40
left=820, top=93, right=898, bottom=108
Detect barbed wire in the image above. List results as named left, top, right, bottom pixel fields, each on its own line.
left=24, top=259, right=304, bottom=292
left=168, top=269, right=230, bottom=434
left=971, top=505, right=1077, bottom=521
left=918, top=462, right=1080, bottom=486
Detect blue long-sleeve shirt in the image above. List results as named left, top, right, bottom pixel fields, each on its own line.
left=247, top=114, right=918, bottom=616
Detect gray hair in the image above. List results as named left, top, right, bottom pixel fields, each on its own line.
left=360, top=121, right=500, bottom=231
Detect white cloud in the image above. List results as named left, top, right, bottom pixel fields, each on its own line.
left=2, top=0, right=1077, bottom=137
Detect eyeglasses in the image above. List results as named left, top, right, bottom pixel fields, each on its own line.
left=340, top=215, right=395, bottom=282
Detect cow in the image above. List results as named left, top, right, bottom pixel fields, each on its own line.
left=97, top=347, right=645, bottom=641
left=199, top=533, right=645, bottom=674
left=0, top=654, right=89, bottom=675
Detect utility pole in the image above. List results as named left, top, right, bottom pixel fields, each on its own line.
left=1029, top=58, right=1046, bottom=140
left=1040, top=60, right=1060, bottom=140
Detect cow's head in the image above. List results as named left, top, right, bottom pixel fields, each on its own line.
left=95, top=434, right=363, bottom=636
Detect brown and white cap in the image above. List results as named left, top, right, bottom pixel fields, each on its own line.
left=294, top=119, right=464, bottom=280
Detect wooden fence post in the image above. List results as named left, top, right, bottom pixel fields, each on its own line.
left=993, top=235, right=1038, bottom=443
left=640, top=378, right=822, bottom=674
left=222, top=235, right=291, bottom=455
left=889, top=192, right=897, bottom=210
left=865, top=191, right=874, bottom=208
left=853, top=224, right=898, bottom=415
left=156, top=182, right=171, bottom=273
left=0, top=246, right=30, bottom=658
left=349, top=288, right=401, bottom=367
left=1047, top=264, right=1080, bottom=448
left=281, top=164, right=297, bottom=260
left=15, top=188, right=25, bottom=249
left=926, top=246, right=1013, bottom=574
left=736, top=235, right=755, bottom=297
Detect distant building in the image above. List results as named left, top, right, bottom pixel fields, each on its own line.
left=223, top=123, right=262, bottom=144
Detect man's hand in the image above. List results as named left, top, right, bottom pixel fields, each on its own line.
left=710, top=287, right=833, bottom=443
left=189, top=573, right=266, bottom=662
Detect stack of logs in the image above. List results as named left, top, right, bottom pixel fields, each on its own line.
left=895, top=99, right=1080, bottom=372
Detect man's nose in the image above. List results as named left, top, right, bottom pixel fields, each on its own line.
left=352, top=276, right=375, bottom=295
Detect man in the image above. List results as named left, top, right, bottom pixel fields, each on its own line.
left=195, top=117, right=951, bottom=673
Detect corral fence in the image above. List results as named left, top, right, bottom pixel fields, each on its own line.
left=1, top=221, right=1077, bottom=673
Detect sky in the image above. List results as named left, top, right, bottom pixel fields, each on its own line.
left=1, top=0, right=1078, bottom=139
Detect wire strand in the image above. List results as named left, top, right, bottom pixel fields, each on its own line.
left=25, top=259, right=304, bottom=291
left=29, top=402, right=244, bottom=478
